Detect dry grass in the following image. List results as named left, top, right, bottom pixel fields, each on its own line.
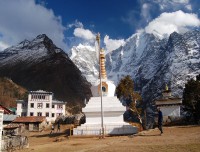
left=17, top=125, right=200, bottom=152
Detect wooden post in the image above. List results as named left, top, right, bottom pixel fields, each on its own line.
left=144, top=109, right=147, bottom=130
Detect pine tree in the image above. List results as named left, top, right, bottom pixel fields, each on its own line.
left=182, top=74, right=200, bottom=123
left=116, top=75, right=142, bottom=123
left=116, top=75, right=134, bottom=100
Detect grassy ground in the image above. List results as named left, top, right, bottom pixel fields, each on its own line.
left=17, top=125, right=200, bottom=152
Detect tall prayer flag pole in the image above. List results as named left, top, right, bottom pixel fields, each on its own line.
left=96, top=33, right=104, bottom=138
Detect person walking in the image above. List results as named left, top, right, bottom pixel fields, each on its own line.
left=158, top=108, right=163, bottom=134
left=57, top=122, right=60, bottom=132
left=50, top=124, right=54, bottom=134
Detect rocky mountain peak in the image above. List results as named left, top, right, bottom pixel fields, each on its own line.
left=0, top=35, right=92, bottom=105
left=35, top=34, right=54, bottom=45
left=70, top=30, right=200, bottom=106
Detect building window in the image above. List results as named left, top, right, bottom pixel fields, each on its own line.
left=102, top=86, right=106, bottom=92
left=37, top=103, right=43, bottom=109
left=22, top=103, right=27, bottom=108
left=52, top=105, right=55, bottom=108
left=37, top=112, right=42, bottom=116
left=21, top=112, right=27, bottom=116
left=46, top=103, right=49, bottom=108
left=46, top=112, right=49, bottom=117
left=52, top=113, right=55, bottom=117
left=57, top=113, right=62, bottom=116
left=46, top=96, right=49, bottom=100
left=30, top=112, right=34, bottom=116
left=30, top=103, right=34, bottom=108
left=57, top=105, right=63, bottom=109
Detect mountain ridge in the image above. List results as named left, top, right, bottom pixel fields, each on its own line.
left=0, top=34, right=92, bottom=108
left=70, top=30, right=200, bottom=105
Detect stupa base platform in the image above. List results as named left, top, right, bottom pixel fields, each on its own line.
left=73, top=123, right=138, bottom=135
left=74, top=96, right=138, bottom=135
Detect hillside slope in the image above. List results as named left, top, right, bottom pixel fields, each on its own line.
left=0, top=77, right=27, bottom=107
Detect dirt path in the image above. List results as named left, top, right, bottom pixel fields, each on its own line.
left=18, top=125, right=200, bottom=152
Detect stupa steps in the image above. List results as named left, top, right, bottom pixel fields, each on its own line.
left=87, top=97, right=123, bottom=103
left=74, top=123, right=138, bottom=135
left=90, top=97, right=119, bottom=100
left=83, top=107, right=126, bottom=113
left=84, top=97, right=125, bottom=110
left=76, top=124, right=134, bottom=130
left=84, top=105, right=124, bottom=108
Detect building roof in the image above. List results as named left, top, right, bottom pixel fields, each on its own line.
left=162, top=90, right=171, bottom=93
left=4, top=123, right=20, bottom=129
left=29, top=90, right=53, bottom=95
left=9, top=107, right=17, bottom=112
left=16, top=100, right=26, bottom=103
left=0, top=104, right=12, bottom=114
left=13, top=116, right=46, bottom=123
left=3, top=114, right=18, bottom=122
left=155, top=97, right=182, bottom=105
left=52, top=100, right=65, bottom=104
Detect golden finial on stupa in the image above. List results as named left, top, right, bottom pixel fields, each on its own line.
left=165, top=84, right=168, bottom=91
left=100, top=48, right=107, bottom=79
left=95, top=32, right=107, bottom=80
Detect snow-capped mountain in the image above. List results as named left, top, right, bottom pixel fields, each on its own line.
left=70, top=30, right=200, bottom=103
left=70, top=44, right=99, bottom=83
left=0, top=34, right=92, bottom=105
left=107, top=30, right=200, bottom=102
left=0, top=34, right=64, bottom=66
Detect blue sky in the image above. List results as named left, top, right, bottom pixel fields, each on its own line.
left=43, top=0, right=140, bottom=38
left=0, top=0, right=200, bottom=52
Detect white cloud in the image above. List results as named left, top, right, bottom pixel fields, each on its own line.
left=0, top=41, right=10, bottom=51
left=145, top=10, right=200, bottom=38
left=185, top=4, right=192, bottom=11
left=171, top=0, right=189, bottom=3
left=0, top=0, right=66, bottom=51
left=67, top=20, right=83, bottom=29
left=73, top=28, right=95, bottom=41
left=104, top=35, right=125, bottom=53
left=156, top=0, right=191, bottom=11
left=141, top=3, right=151, bottom=22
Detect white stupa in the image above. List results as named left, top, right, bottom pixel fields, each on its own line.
left=73, top=33, right=137, bottom=135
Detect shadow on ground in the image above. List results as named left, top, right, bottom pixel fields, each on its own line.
left=31, top=132, right=68, bottom=138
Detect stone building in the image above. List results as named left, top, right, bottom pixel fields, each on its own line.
left=12, top=116, right=46, bottom=131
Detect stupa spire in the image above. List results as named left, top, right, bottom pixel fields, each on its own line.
left=99, top=48, right=107, bottom=79
left=96, top=33, right=107, bottom=79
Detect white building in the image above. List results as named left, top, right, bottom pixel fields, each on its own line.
left=155, top=85, right=182, bottom=124
left=16, top=90, right=66, bottom=123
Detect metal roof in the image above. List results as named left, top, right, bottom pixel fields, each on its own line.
left=3, top=114, right=18, bottom=122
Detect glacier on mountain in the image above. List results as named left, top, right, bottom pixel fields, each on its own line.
left=70, top=43, right=99, bottom=84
